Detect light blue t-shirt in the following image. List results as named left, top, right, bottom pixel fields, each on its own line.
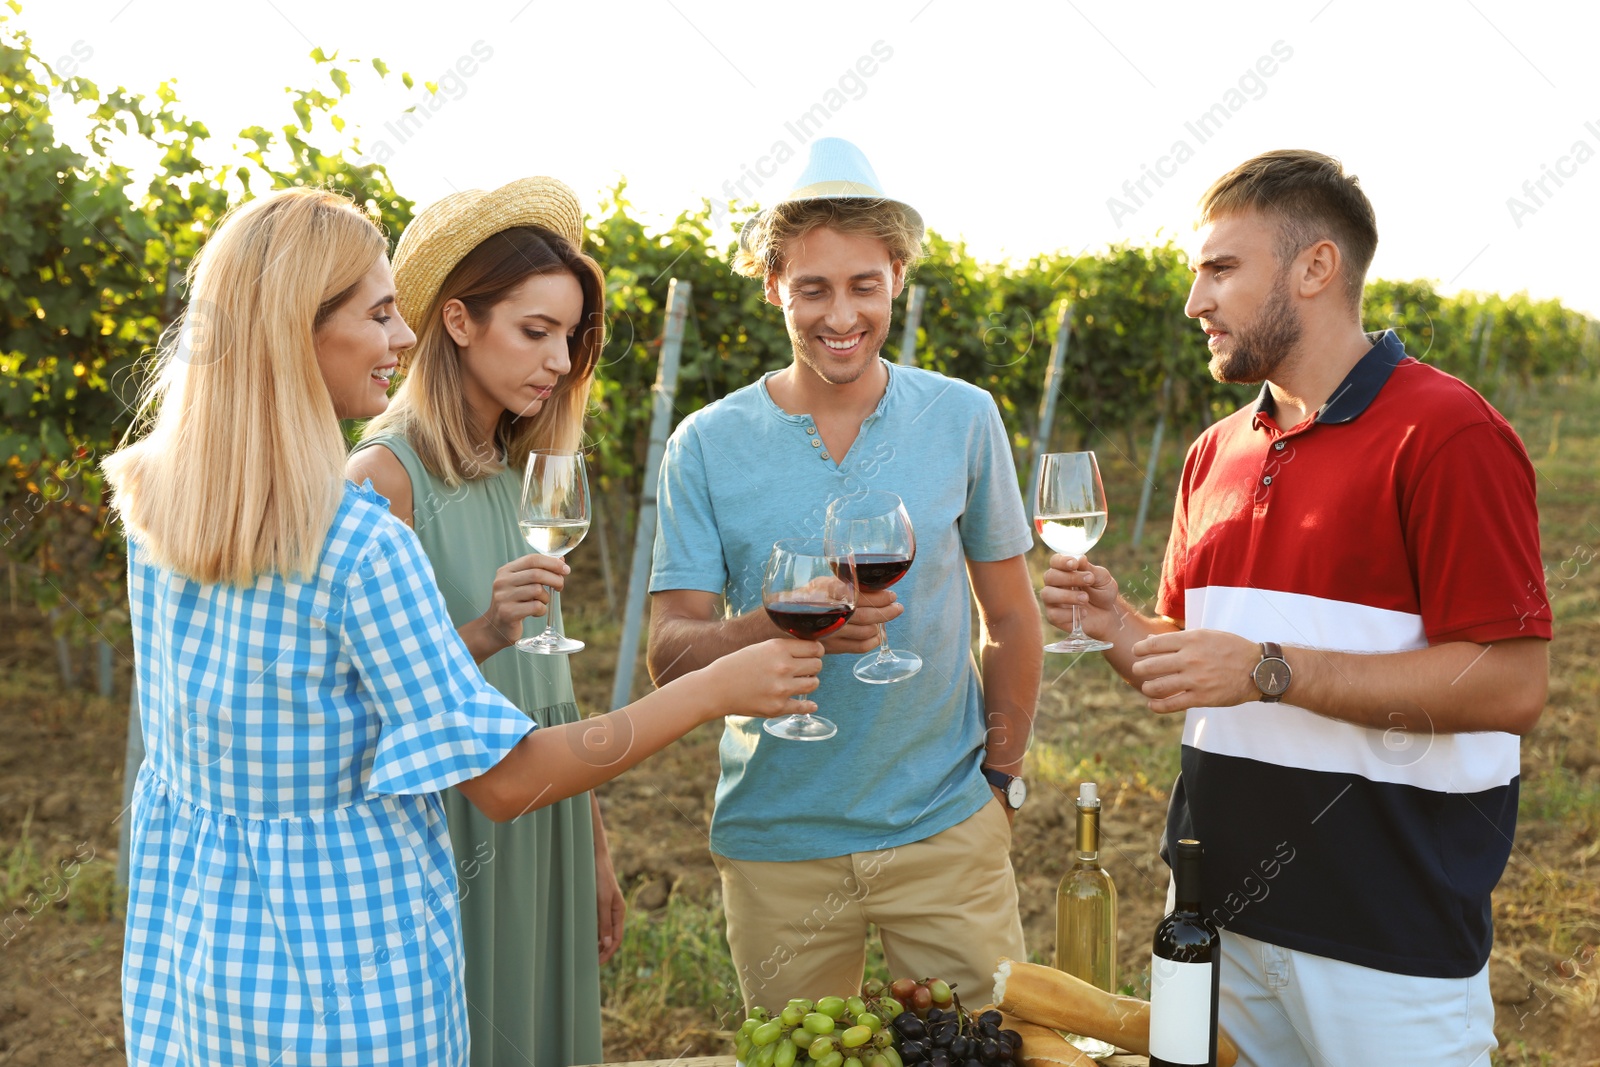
left=649, top=360, right=1033, bottom=861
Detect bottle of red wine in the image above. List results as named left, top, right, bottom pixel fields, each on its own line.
left=1149, top=838, right=1219, bottom=1067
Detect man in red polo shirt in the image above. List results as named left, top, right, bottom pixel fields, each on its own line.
left=1043, top=149, right=1552, bottom=1064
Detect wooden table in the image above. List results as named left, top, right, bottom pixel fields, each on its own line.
left=580, top=1054, right=1149, bottom=1067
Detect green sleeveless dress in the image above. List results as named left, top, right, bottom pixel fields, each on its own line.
left=355, top=434, right=604, bottom=1067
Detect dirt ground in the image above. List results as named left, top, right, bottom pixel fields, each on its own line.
left=3, top=385, right=1598, bottom=1065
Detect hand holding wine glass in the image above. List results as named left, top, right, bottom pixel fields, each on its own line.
left=761, top=538, right=857, bottom=741
left=812, top=588, right=902, bottom=653
left=1040, top=555, right=1122, bottom=641
left=516, top=449, right=590, bottom=655
left=1035, top=452, right=1113, bottom=654
left=703, top=639, right=827, bottom=718
left=479, top=553, right=570, bottom=652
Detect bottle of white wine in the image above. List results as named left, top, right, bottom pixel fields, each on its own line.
left=1150, top=838, right=1220, bottom=1067
left=1055, top=782, right=1118, bottom=988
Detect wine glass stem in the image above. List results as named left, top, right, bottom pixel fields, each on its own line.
left=1069, top=554, right=1091, bottom=638
left=541, top=584, right=559, bottom=639
left=876, top=621, right=889, bottom=655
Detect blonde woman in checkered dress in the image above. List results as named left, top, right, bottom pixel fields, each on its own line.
left=104, top=187, right=823, bottom=1066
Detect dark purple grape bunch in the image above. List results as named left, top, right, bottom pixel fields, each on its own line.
left=892, top=1004, right=1022, bottom=1067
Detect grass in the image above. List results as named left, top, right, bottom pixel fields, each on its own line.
left=1484, top=378, right=1600, bottom=1064
left=1, top=811, right=121, bottom=944
left=1521, top=766, right=1600, bottom=833
left=602, top=885, right=742, bottom=1054
left=600, top=883, right=902, bottom=1058
left=1026, top=736, right=1182, bottom=819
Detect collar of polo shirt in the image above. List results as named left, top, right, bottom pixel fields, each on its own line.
left=1251, top=329, right=1410, bottom=431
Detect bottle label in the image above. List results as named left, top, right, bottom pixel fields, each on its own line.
left=1149, top=956, right=1214, bottom=1062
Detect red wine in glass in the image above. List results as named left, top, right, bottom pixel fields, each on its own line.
left=765, top=602, right=854, bottom=640
left=836, top=553, right=915, bottom=592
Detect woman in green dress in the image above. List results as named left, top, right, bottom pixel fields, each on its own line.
left=348, top=176, right=618, bottom=1067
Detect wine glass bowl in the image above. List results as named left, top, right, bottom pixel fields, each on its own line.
left=1035, top=452, right=1113, bottom=654
left=516, top=450, right=590, bottom=655
left=823, top=490, right=921, bottom=685
left=762, top=538, right=856, bottom=741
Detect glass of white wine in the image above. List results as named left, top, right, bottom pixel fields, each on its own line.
left=516, top=449, right=590, bottom=655
left=1035, top=451, right=1113, bottom=654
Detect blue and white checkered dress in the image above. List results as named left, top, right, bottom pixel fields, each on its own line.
left=122, top=480, right=535, bottom=1066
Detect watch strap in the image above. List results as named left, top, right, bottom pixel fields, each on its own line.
left=981, top=767, right=1024, bottom=809
left=981, top=767, right=1014, bottom=792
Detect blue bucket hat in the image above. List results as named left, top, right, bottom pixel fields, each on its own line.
left=740, top=138, right=924, bottom=255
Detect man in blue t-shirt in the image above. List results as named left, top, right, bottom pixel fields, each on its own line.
left=648, top=138, right=1042, bottom=1006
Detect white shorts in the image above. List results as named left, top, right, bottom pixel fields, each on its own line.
left=1217, top=929, right=1495, bottom=1067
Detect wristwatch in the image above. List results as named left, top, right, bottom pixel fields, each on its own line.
left=1252, top=641, right=1292, bottom=702
left=982, top=768, right=1027, bottom=810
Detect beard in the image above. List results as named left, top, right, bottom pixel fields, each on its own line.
left=790, top=318, right=892, bottom=386
left=1207, top=273, right=1302, bottom=384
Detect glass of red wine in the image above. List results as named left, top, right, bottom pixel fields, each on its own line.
left=762, top=538, right=857, bottom=741
left=824, top=490, right=921, bottom=684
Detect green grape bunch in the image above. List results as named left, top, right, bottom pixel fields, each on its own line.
left=734, top=988, right=905, bottom=1067
left=733, top=977, right=1022, bottom=1067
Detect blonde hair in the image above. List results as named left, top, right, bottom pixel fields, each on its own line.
left=103, top=188, right=387, bottom=584
left=732, top=198, right=925, bottom=280
left=362, top=226, right=605, bottom=486
left=1199, top=149, right=1378, bottom=310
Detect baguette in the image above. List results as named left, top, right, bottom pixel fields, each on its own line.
left=992, top=958, right=1238, bottom=1067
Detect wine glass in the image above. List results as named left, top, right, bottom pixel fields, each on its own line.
left=762, top=538, right=857, bottom=741
left=1035, top=452, right=1113, bottom=654
left=824, top=490, right=921, bottom=684
left=516, top=450, right=590, bottom=655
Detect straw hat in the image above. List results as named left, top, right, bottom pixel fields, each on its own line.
left=739, top=138, right=923, bottom=256
left=392, top=176, right=584, bottom=362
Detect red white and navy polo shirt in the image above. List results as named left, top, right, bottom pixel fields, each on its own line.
left=1157, top=329, right=1552, bottom=979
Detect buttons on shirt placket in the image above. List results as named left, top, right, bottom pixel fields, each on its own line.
left=805, top=421, right=830, bottom=461
left=1257, top=437, right=1289, bottom=503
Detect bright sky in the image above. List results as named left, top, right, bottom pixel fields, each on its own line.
left=17, top=0, right=1600, bottom=316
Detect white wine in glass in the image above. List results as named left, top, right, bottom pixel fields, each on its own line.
left=518, top=518, right=590, bottom=557
left=1035, top=451, right=1113, bottom=654
left=516, top=450, right=589, bottom=655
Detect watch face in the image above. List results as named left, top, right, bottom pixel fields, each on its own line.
left=1006, top=778, right=1027, bottom=807
left=1254, top=659, right=1290, bottom=696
